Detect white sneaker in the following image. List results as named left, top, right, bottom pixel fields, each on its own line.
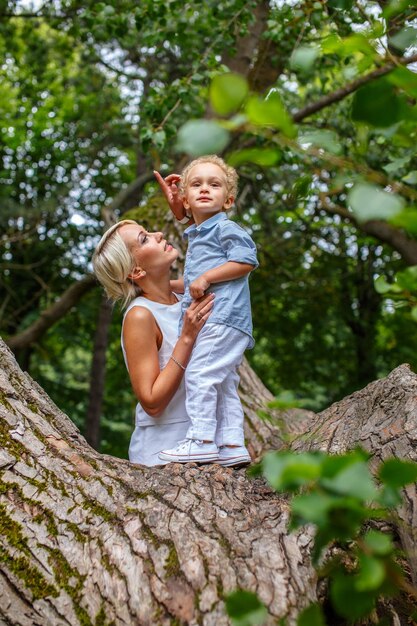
left=158, top=439, right=219, bottom=464
left=217, top=445, right=251, bottom=467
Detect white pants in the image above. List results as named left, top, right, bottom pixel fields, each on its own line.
left=185, top=324, right=250, bottom=446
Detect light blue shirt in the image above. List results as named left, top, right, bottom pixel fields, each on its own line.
left=180, top=212, right=258, bottom=347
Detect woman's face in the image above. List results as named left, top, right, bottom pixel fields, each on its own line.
left=119, top=222, right=178, bottom=273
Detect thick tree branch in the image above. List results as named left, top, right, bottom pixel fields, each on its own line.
left=319, top=196, right=417, bottom=266
left=293, top=52, right=417, bottom=123
left=101, top=172, right=155, bottom=226
left=6, top=275, right=97, bottom=352
left=0, top=339, right=416, bottom=623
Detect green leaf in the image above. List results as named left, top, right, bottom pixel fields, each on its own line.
left=351, top=80, right=404, bottom=128
left=390, top=208, right=417, bottom=234
left=356, top=554, right=385, bottom=591
left=297, top=603, right=326, bottom=626
left=262, top=451, right=323, bottom=492
left=374, top=276, right=403, bottom=295
left=383, top=0, right=415, bottom=20
left=210, top=73, right=249, bottom=116
left=389, top=27, right=417, bottom=53
left=379, top=485, right=403, bottom=508
left=175, top=120, right=230, bottom=157
left=299, top=130, right=342, bottom=155
left=321, top=462, right=378, bottom=501
left=228, top=148, right=281, bottom=167
left=411, top=306, right=417, bottom=322
left=382, top=156, right=410, bottom=174
left=395, top=266, right=417, bottom=291
left=348, top=183, right=404, bottom=222
left=291, top=492, right=337, bottom=527
left=321, top=449, right=370, bottom=479
left=290, top=46, right=319, bottom=72
left=402, top=171, right=417, bottom=185
left=268, top=390, right=304, bottom=409
left=246, top=92, right=296, bottom=137
left=322, top=33, right=376, bottom=58
left=225, top=590, right=268, bottom=626
left=379, top=458, right=417, bottom=488
left=363, top=530, right=393, bottom=556
left=327, top=0, right=353, bottom=8
left=388, top=67, right=417, bottom=98
left=331, top=572, right=376, bottom=619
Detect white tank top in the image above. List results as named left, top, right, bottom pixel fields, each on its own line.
left=121, top=295, right=188, bottom=426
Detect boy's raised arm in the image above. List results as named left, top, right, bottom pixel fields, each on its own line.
left=154, top=171, right=193, bottom=223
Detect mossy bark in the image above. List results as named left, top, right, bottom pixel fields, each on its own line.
left=0, top=337, right=416, bottom=625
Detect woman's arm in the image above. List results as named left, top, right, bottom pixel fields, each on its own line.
left=123, top=294, right=214, bottom=416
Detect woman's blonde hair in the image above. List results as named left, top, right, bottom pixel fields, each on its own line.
left=92, top=219, right=142, bottom=308
left=180, top=155, right=238, bottom=199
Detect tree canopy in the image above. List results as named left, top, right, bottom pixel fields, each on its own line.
left=1, top=0, right=417, bottom=455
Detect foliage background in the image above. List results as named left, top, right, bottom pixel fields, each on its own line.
left=1, top=0, right=417, bottom=457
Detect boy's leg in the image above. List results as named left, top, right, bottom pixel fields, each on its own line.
left=185, top=323, right=232, bottom=442
left=159, top=324, right=227, bottom=463
left=215, top=365, right=246, bottom=447
left=215, top=334, right=252, bottom=467
left=159, top=324, right=250, bottom=464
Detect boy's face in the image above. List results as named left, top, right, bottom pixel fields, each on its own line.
left=183, top=163, right=234, bottom=225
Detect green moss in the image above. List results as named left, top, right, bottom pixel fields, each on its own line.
left=138, top=512, right=160, bottom=548
left=0, top=392, right=15, bottom=413
left=65, top=520, right=87, bottom=544
left=201, top=554, right=210, bottom=580
left=49, top=471, right=69, bottom=498
left=46, top=547, right=91, bottom=625
left=0, top=548, right=58, bottom=599
left=0, top=479, right=58, bottom=538
left=26, top=403, right=39, bottom=414
left=94, top=604, right=115, bottom=626
left=25, top=476, right=47, bottom=492
left=217, top=533, right=232, bottom=557
left=0, top=502, right=30, bottom=554
left=0, top=503, right=58, bottom=600
left=88, top=458, right=100, bottom=471
left=0, top=417, right=25, bottom=457
left=81, top=498, right=117, bottom=524
left=97, top=538, right=116, bottom=575
left=78, top=486, right=117, bottom=524
left=216, top=578, right=224, bottom=599
left=164, top=541, right=181, bottom=578
left=34, top=511, right=58, bottom=537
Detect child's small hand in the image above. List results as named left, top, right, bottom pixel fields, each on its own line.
left=190, top=275, right=210, bottom=299
left=154, top=171, right=186, bottom=220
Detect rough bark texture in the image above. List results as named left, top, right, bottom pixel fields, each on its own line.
left=0, top=339, right=416, bottom=626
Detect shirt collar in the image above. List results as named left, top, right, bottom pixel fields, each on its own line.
left=184, top=212, right=228, bottom=238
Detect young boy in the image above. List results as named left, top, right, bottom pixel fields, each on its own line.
left=156, top=155, right=258, bottom=466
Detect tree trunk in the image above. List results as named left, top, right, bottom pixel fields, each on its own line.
left=85, top=296, right=113, bottom=451
left=0, top=336, right=416, bottom=625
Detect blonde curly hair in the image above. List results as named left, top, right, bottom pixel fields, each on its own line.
left=179, top=155, right=238, bottom=199
left=92, top=220, right=142, bottom=309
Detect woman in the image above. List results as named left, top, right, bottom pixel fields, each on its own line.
left=92, top=219, right=214, bottom=466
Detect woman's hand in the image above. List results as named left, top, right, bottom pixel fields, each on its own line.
left=154, top=171, right=186, bottom=220
left=181, top=292, right=215, bottom=341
